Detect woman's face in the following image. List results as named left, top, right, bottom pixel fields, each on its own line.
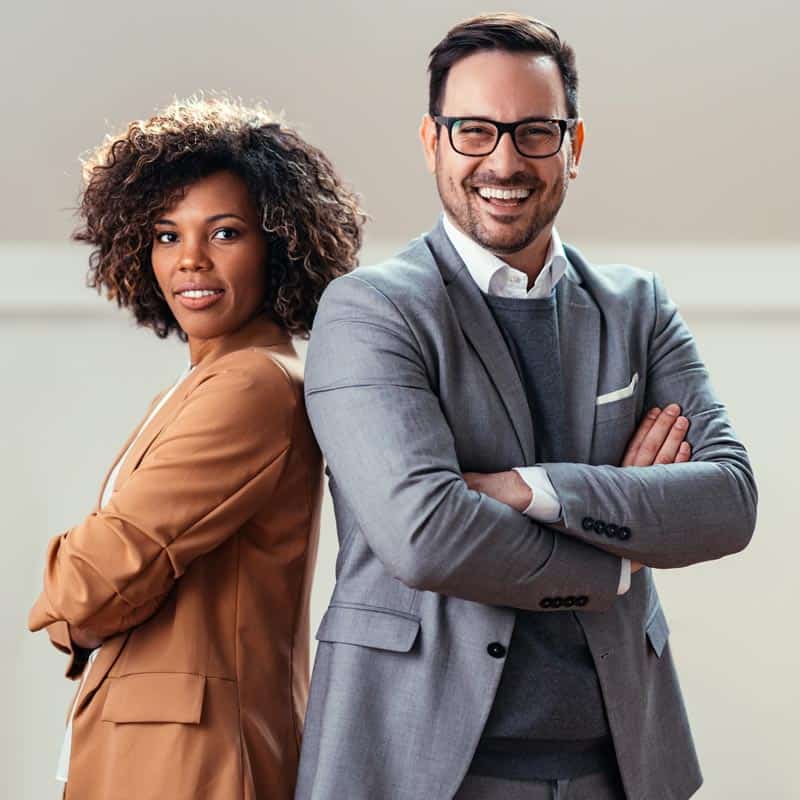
left=151, top=170, right=268, bottom=357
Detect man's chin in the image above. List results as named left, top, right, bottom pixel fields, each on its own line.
left=473, top=219, right=535, bottom=255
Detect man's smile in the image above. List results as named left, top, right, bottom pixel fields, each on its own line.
left=472, top=185, right=536, bottom=209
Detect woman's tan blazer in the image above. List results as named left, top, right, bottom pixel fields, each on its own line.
left=29, top=316, right=322, bottom=800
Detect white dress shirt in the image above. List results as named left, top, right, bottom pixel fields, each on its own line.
left=441, top=213, right=631, bottom=595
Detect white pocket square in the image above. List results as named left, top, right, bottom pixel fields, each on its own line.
left=596, top=372, right=639, bottom=406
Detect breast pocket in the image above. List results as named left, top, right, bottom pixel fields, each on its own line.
left=595, top=371, right=639, bottom=423
left=315, top=602, right=421, bottom=653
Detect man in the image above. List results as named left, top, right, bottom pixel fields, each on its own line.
left=296, top=13, right=756, bottom=800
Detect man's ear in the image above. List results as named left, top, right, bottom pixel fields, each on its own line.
left=568, top=118, right=585, bottom=180
left=420, top=113, right=439, bottom=174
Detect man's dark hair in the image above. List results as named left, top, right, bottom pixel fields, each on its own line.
left=428, top=13, right=579, bottom=119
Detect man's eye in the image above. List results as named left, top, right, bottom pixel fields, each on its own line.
left=213, top=228, right=240, bottom=241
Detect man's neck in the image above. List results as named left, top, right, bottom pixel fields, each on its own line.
left=493, top=227, right=553, bottom=290
left=443, top=213, right=556, bottom=293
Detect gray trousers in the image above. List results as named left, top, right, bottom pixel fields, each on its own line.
left=453, top=770, right=626, bottom=800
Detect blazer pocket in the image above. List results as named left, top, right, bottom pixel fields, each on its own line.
left=101, top=672, right=206, bottom=724
left=316, top=602, right=421, bottom=653
left=596, top=372, right=639, bottom=406
left=595, top=373, right=639, bottom=424
left=645, top=605, right=670, bottom=659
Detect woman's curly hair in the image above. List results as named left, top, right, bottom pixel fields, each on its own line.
left=74, top=96, right=366, bottom=338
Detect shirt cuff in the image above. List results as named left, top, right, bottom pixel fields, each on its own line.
left=617, top=558, right=632, bottom=595
left=512, top=466, right=562, bottom=523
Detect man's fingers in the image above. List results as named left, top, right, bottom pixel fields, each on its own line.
left=632, top=404, right=682, bottom=466
left=654, top=415, right=689, bottom=464
left=621, top=407, right=661, bottom=467
left=674, top=441, right=691, bottom=463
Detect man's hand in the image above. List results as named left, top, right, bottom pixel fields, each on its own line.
left=622, top=404, right=691, bottom=467
left=463, top=404, right=692, bottom=533
left=462, top=470, right=533, bottom=513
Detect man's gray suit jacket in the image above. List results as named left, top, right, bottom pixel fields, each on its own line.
left=295, top=222, right=757, bottom=800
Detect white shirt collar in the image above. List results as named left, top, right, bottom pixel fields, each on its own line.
left=441, top=212, right=568, bottom=300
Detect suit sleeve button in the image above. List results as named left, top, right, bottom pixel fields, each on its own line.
left=576, top=596, right=589, bottom=606
left=487, top=642, right=507, bottom=658
left=552, top=597, right=563, bottom=608
left=564, top=596, right=576, bottom=607
left=582, top=516, right=595, bottom=531
left=593, top=519, right=607, bottom=535
left=540, top=598, right=553, bottom=609
left=606, top=524, right=619, bottom=538
left=618, top=526, right=632, bottom=540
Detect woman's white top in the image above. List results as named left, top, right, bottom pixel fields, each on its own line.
left=56, top=365, right=194, bottom=783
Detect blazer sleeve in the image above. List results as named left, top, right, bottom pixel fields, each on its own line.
left=28, top=351, right=295, bottom=639
left=304, top=274, right=622, bottom=613
left=542, top=274, right=758, bottom=568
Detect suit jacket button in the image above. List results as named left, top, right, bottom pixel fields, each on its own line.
left=582, top=516, right=595, bottom=531
left=576, top=596, right=589, bottom=606
left=593, top=519, right=607, bottom=536
left=618, top=526, right=632, bottom=540
left=487, top=642, right=507, bottom=658
left=540, top=598, right=553, bottom=609
left=606, top=524, right=619, bottom=538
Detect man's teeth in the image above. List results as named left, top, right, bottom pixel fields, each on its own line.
left=477, top=187, right=532, bottom=200
left=178, top=289, right=222, bottom=298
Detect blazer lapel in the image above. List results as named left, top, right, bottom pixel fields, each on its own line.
left=93, top=397, right=163, bottom=511
left=111, top=367, right=202, bottom=489
left=424, top=223, right=536, bottom=464
left=557, top=248, right=601, bottom=464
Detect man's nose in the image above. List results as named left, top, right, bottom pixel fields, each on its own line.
left=484, top=130, right=528, bottom=176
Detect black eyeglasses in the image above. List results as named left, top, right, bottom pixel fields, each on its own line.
left=434, top=115, right=578, bottom=159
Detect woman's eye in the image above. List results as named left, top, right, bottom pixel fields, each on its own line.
left=213, top=228, right=240, bottom=241
left=154, top=231, right=177, bottom=244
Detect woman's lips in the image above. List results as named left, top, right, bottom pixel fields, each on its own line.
left=174, top=289, right=225, bottom=310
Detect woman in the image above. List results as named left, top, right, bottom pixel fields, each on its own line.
left=28, top=97, right=364, bottom=800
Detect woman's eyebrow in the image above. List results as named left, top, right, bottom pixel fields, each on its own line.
left=154, top=213, right=247, bottom=225
left=206, top=213, right=247, bottom=223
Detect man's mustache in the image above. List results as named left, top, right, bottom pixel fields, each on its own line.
left=465, top=173, right=544, bottom=190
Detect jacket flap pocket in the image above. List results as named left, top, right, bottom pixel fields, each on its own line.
left=102, top=672, right=206, bottom=724
left=645, top=606, right=670, bottom=658
left=316, top=603, right=421, bottom=652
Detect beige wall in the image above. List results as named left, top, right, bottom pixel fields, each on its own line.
left=0, top=0, right=797, bottom=246
left=5, top=243, right=800, bottom=799
left=3, top=2, right=799, bottom=798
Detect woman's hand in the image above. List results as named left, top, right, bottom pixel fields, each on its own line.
left=69, top=624, right=103, bottom=650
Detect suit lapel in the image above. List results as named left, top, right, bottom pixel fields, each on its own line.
left=557, top=249, right=601, bottom=464
left=111, top=367, right=202, bottom=489
left=424, top=223, right=536, bottom=464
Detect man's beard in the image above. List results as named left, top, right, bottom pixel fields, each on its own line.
left=437, top=166, right=569, bottom=256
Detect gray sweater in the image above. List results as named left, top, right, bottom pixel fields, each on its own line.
left=470, top=291, right=615, bottom=781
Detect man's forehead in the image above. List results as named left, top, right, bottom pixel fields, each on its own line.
left=441, top=51, right=567, bottom=118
